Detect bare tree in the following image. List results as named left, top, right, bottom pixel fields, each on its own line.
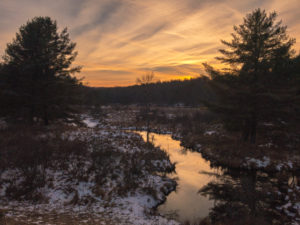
left=136, top=72, right=156, bottom=143
left=136, top=72, right=155, bottom=86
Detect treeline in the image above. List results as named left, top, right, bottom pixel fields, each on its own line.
left=83, top=77, right=214, bottom=106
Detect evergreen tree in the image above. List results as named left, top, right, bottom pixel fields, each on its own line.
left=0, top=17, right=82, bottom=125
left=205, top=9, right=296, bottom=143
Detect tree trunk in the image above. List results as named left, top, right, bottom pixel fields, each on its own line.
left=250, top=113, right=257, bottom=144
left=243, top=119, right=250, bottom=142
left=146, top=103, right=150, bottom=143
left=249, top=170, right=257, bottom=216
left=43, top=105, right=49, bottom=126
left=29, top=105, right=34, bottom=125
left=146, top=116, right=150, bottom=143
left=44, top=115, right=49, bottom=126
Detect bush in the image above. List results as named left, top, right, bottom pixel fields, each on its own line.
left=0, top=125, right=88, bottom=201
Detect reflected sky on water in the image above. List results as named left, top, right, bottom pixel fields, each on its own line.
left=137, top=131, right=299, bottom=224
left=137, top=131, right=217, bottom=223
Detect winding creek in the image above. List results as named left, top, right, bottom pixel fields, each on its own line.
left=137, top=131, right=218, bottom=224
left=137, top=131, right=300, bottom=224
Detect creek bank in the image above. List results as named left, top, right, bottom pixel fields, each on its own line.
left=123, top=123, right=300, bottom=173
left=137, top=131, right=216, bottom=224
left=92, top=105, right=300, bottom=223
left=101, top=105, right=300, bottom=172
left=179, top=132, right=300, bottom=173
left=0, top=116, right=179, bottom=225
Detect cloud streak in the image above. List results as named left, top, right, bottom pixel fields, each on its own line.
left=0, top=0, right=299, bottom=86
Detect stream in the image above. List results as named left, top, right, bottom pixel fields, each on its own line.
left=137, top=131, right=300, bottom=225
left=137, top=131, right=218, bottom=224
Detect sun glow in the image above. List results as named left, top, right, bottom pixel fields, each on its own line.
left=0, top=0, right=299, bottom=87
left=177, top=75, right=194, bottom=81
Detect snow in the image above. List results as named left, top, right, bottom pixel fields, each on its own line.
left=0, top=115, right=178, bottom=224
left=0, top=119, right=7, bottom=130
left=258, top=142, right=274, bottom=148
left=204, top=130, right=217, bottom=135
left=244, top=156, right=270, bottom=168
left=196, top=144, right=202, bottom=150
left=276, top=161, right=294, bottom=171
left=262, top=122, right=274, bottom=127
left=112, top=194, right=178, bottom=225
left=82, top=116, right=99, bottom=128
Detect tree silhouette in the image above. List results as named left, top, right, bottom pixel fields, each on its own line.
left=205, top=9, right=296, bottom=143
left=136, top=71, right=156, bottom=143
left=0, top=17, right=82, bottom=125
left=199, top=167, right=294, bottom=224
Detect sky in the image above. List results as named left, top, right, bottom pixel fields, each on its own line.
left=0, top=0, right=299, bottom=87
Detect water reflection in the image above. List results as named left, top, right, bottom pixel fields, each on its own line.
left=136, top=131, right=298, bottom=224
left=137, top=131, right=217, bottom=224
left=199, top=167, right=298, bottom=224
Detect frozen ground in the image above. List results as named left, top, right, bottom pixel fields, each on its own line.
left=0, top=115, right=178, bottom=225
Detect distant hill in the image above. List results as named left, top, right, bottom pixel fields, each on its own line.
left=82, top=77, right=215, bottom=106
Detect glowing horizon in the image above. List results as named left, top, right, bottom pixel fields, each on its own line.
left=0, top=0, right=299, bottom=87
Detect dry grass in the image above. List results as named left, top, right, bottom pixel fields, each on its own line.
left=0, top=124, right=89, bottom=202
left=178, top=120, right=300, bottom=171
left=0, top=120, right=176, bottom=225
left=0, top=208, right=121, bottom=225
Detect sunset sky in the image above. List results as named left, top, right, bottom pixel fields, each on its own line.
left=0, top=0, right=299, bottom=87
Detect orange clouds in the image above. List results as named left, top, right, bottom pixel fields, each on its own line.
left=0, top=0, right=299, bottom=87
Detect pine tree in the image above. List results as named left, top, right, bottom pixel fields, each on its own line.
left=205, top=9, right=296, bottom=143
left=0, top=17, right=82, bottom=125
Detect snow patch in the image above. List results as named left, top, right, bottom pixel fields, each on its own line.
left=244, top=156, right=270, bottom=168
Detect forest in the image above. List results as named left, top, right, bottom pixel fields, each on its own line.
left=82, top=77, right=214, bottom=106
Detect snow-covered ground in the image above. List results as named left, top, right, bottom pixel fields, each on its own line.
left=0, top=115, right=178, bottom=224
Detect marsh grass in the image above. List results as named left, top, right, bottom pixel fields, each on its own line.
left=0, top=122, right=175, bottom=204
